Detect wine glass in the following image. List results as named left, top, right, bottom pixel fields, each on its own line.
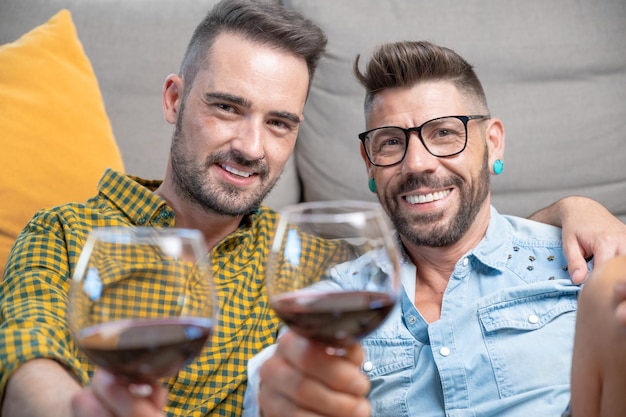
left=266, top=200, right=402, bottom=350
left=68, top=227, right=216, bottom=390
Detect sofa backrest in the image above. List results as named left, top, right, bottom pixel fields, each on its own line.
left=1, top=0, right=625, bottom=222
left=282, top=0, right=626, bottom=221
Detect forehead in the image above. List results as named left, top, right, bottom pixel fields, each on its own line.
left=193, top=32, right=309, bottom=111
left=368, top=81, right=469, bottom=126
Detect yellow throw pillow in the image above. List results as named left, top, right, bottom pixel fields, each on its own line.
left=0, top=9, right=125, bottom=276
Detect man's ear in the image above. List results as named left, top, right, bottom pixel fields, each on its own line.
left=163, top=74, right=184, bottom=125
left=486, top=117, right=505, bottom=165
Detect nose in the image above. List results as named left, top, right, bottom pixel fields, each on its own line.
left=231, top=119, right=265, bottom=160
left=401, top=131, right=439, bottom=172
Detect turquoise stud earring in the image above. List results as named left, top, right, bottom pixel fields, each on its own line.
left=368, top=177, right=377, bottom=193
left=493, top=159, right=504, bottom=175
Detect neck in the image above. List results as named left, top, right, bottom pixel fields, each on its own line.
left=154, top=180, right=244, bottom=251
left=401, top=204, right=492, bottom=322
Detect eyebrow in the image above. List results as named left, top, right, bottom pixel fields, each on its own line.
left=204, top=92, right=302, bottom=125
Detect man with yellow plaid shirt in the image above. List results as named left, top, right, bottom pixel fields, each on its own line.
left=2, top=1, right=626, bottom=417
left=1, top=1, right=327, bottom=415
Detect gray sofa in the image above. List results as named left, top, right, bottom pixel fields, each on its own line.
left=1, top=0, right=625, bottom=221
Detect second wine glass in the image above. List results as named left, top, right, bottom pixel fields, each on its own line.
left=68, top=227, right=217, bottom=387
left=266, top=200, right=402, bottom=349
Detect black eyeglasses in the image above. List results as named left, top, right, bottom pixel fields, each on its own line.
left=358, top=115, right=490, bottom=167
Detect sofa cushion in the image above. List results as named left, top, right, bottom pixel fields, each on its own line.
left=0, top=9, right=125, bottom=275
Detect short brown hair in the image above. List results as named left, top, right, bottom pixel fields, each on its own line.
left=354, top=40, right=488, bottom=114
left=181, top=0, right=327, bottom=92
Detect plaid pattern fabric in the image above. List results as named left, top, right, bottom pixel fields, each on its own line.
left=0, top=168, right=322, bottom=416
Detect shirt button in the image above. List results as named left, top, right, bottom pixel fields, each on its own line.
left=528, top=314, right=539, bottom=324
left=407, top=315, right=417, bottom=324
left=362, top=361, right=374, bottom=372
left=439, top=347, right=451, bottom=357
left=137, top=217, right=147, bottom=225
left=462, top=257, right=469, bottom=266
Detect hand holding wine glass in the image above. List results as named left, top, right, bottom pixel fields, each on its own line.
left=265, top=200, right=401, bottom=351
left=68, top=227, right=216, bottom=394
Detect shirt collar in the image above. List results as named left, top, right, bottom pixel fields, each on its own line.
left=97, top=169, right=264, bottom=231
left=397, top=205, right=511, bottom=274
left=97, top=169, right=171, bottom=226
left=465, top=205, right=512, bottom=273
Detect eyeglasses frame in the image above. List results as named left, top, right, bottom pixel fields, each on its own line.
left=358, top=114, right=491, bottom=167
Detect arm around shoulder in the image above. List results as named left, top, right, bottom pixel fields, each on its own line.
left=529, top=196, right=626, bottom=284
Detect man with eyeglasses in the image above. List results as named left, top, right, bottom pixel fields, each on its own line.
left=245, top=40, right=626, bottom=417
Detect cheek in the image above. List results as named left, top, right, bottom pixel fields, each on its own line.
left=265, top=138, right=297, bottom=169
left=180, top=98, right=225, bottom=145
left=446, top=142, right=487, bottom=179
left=191, top=117, right=232, bottom=152
left=466, top=147, right=489, bottom=179
left=373, top=169, right=396, bottom=191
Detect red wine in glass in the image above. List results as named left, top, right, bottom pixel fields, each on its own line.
left=271, top=290, right=395, bottom=347
left=76, top=317, right=213, bottom=384
left=68, top=227, right=217, bottom=391
left=266, top=200, right=402, bottom=351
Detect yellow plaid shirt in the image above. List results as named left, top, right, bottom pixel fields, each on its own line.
left=0, top=169, right=316, bottom=416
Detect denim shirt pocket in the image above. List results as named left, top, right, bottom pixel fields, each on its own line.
left=477, top=285, right=578, bottom=398
left=361, top=337, right=413, bottom=417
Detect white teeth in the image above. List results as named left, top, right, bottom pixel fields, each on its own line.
left=223, top=164, right=252, bottom=178
left=405, top=189, right=450, bottom=204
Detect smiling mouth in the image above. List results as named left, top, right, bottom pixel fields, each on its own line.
left=405, top=189, right=451, bottom=204
left=221, top=163, right=254, bottom=178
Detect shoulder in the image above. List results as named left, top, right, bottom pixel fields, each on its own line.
left=499, top=213, right=563, bottom=244
left=493, top=214, right=570, bottom=282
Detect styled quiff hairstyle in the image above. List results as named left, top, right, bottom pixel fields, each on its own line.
left=354, top=40, right=489, bottom=114
left=180, top=0, right=327, bottom=92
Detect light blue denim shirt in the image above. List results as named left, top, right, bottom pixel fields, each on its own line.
left=244, top=206, right=584, bottom=417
